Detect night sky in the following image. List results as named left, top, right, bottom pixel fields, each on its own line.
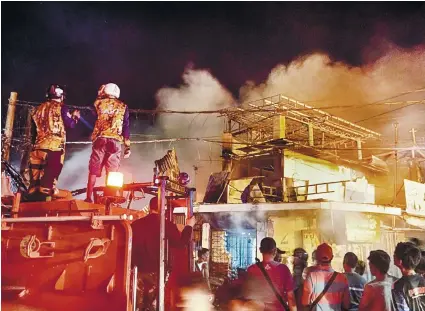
left=2, top=1, right=425, bottom=110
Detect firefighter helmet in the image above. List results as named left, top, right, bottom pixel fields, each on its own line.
left=103, top=83, right=120, bottom=99
left=46, top=84, right=65, bottom=100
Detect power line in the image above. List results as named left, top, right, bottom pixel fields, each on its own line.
left=352, top=87, right=425, bottom=123
left=11, top=98, right=425, bottom=115
left=23, top=138, right=423, bottom=151
left=355, top=101, right=425, bottom=124
left=328, top=86, right=425, bottom=116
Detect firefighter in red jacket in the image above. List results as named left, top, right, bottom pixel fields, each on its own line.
left=131, top=197, right=196, bottom=310
left=27, top=84, right=80, bottom=201
left=85, top=83, right=131, bottom=202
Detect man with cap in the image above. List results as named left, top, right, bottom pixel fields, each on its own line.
left=274, top=248, right=286, bottom=263
left=244, top=237, right=297, bottom=311
left=301, top=243, right=350, bottom=311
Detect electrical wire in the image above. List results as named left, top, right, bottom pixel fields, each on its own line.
left=11, top=98, right=425, bottom=115
left=355, top=101, right=425, bottom=124
left=335, top=86, right=425, bottom=115
left=4, top=91, right=425, bottom=157
left=7, top=134, right=425, bottom=152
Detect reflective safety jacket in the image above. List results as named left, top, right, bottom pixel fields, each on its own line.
left=32, top=100, right=77, bottom=151
left=91, top=98, right=130, bottom=147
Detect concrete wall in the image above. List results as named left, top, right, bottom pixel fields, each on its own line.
left=263, top=210, right=411, bottom=279
left=284, top=150, right=375, bottom=203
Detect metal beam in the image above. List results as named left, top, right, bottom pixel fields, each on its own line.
left=191, top=202, right=402, bottom=216
left=357, top=139, right=363, bottom=160
left=224, top=93, right=381, bottom=146
left=158, top=177, right=167, bottom=311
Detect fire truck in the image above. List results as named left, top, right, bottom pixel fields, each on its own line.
left=1, top=150, right=195, bottom=311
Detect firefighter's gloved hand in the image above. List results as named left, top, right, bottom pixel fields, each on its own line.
left=123, top=147, right=131, bottom=159
left=72, top=110, right=81, bottom=120
left=186, top=216, right=196, bottom=227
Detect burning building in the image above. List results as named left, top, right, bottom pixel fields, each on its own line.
left=183, top=93, right=425, bottom=283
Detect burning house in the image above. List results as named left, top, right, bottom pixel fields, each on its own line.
left=182, top=93, right=425, bottom=283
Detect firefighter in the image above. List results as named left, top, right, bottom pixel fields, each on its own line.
left=85, top=83, right=130, bottom=203
left=131, top=197, right=196, bottom=310
left=27, top=84, right=80, bottom=201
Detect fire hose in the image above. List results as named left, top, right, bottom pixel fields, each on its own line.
left=1, top=160, right=28, bottom=193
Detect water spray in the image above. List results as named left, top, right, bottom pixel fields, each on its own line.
left=78, top=115, right=93, bottom=131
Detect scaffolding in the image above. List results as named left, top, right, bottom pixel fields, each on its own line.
left=221, top=94, right=384, bottom=172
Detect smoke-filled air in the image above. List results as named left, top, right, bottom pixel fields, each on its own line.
left=59, top=41, right=425, bottom=208
left=58, top=68, right=235, bottom=206
left=240, top=42, right=425, bottom=138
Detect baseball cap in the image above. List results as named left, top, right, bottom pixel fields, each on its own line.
left=260, top=237, right=277, bottom=254
left=316, top=243, right=333, bottom=262
left=276, top=248, right=286, bottom=255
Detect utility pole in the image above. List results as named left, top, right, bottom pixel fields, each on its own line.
left=410, top=128, right=417, bottom=158
left=393, top=122, right=399, bottom=204
left=2, top=92, right=18, bottom=163
left=409, top=128, right=423, bottom=183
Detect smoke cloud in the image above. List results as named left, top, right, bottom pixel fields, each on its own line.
left=155, top=67, right=235, bottom=202
left=58, top=42, right=424, bottom=211
left=58, top=67, right=235, bottom=207
left=239, top=42, right=425, bottom=139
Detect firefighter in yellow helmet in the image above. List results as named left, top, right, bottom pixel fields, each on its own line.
left=27, top=84, right=80, bottom=201
left=85, top=83, right=131, bottom=202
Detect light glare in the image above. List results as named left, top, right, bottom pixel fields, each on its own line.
left=106, top=172, right=124, bottom=188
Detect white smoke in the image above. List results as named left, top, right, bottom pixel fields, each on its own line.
left=59, top=43, right=424, bottom=209
left=58, top=67, right=235, bottom=207
left=157, top=67, right=234, bottom=137
left=155, top=67, right=235, bottom=202
left=239, top=43, right=425, bottom=132
left=58, top=146, right=92, bottom=191
left=234, top=43, right=425, bottom=220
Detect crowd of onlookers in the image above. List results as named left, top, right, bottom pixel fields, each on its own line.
left=210, top=238, right=425, bottom=311
left=131, top=197, right=425, bottom=310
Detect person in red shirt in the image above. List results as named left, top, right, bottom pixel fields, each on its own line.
left=302, top=243, right=350, bottom=311
left=131, top=196, right=196, bottom=310
left=244, top=237, right=297, bottom=311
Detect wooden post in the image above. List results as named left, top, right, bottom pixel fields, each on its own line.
left=410, top=128, right=417, bottom=158
left=409, top=128, right=423, bottom=182
left=2, top=92, right=18, bottom=162
left=280, top=150, right=286, bottom=202
left=273, top=115, right=286, bottom=140
left=393, top=122, right=399, bottom=204
left=308, top=123, right=314, bottom=146
left=222, top=132, right=233, bottom=172
left=356, top=139, right=363, bottom=160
